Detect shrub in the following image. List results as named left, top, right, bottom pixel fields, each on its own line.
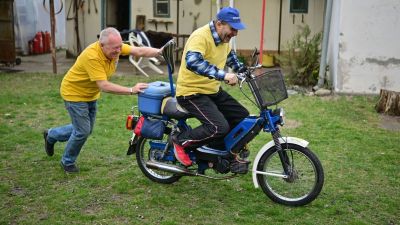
left=276, top=25, right=322, bottom=86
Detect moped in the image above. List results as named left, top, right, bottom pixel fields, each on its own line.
left=125, top=40, right=324, bottom=206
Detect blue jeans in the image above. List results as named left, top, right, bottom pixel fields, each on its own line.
left=47, top=101, right=97, bottom=166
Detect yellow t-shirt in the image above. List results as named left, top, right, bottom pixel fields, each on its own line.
left=60, top=42, right=131, bottom=101
left=176, top=24, right=231, bottom=97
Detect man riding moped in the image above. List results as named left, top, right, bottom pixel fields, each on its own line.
left=172, top=7, right=249, bottom=167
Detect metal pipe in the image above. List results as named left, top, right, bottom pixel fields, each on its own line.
left=316, top=0, right=333, bottom=89
left=176, top=0, right=180, bottom=62
left=229, top=0, right=236, bottom=52
left=146, top=161, right=194, bottom=176
left=145, top=161, right=238, bottom=180
left=253, top=170, right=288, bottom=178
left=278, top=0, right=282, bottom=54
left=259, top=0, right=266, bottom=64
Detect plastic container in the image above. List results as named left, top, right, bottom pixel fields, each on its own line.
left=262, top=54, right=274, bottom=67
left=138, top=81, right=173, bottom=115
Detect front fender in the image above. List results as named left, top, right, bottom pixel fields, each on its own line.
left=251, top=137, right=309, bottom=188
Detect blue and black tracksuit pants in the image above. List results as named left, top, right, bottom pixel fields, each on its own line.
left=176, top=88, right=249, bottom=150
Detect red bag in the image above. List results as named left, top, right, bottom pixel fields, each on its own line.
left=134, top=116, right=145, bottom=136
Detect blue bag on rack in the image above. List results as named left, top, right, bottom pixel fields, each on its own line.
left=134, top=116, right=165, bottom=140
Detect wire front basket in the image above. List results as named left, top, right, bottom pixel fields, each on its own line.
left=248, top=69, right=288, bottom=108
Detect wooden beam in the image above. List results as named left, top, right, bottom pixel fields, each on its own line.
left=49, top=0, right=57, bottom=74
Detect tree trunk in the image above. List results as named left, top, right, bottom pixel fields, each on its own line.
left=375, top=89, right=400, bottom=116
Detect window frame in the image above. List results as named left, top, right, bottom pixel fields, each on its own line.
left=290, top=0, right=308, bottom=14
left=153, top=0, right=170, bottom=18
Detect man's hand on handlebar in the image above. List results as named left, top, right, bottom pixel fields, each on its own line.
left=223, top=64, right=262, bottom=86
left=224, top=73, right=238, bottom=86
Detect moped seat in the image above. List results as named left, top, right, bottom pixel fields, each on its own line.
left=161, top=97, right=191, bottom=119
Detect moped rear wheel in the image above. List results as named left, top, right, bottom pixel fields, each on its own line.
left=136, top=136, right=181, bottom=184
left=256, top=143, right=324, bottom=206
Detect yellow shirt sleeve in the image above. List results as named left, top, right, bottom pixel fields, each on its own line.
left=121, top=43, right=132, bottom=56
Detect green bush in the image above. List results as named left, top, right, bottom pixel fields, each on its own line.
left=276, top=25, right=322, bottom=86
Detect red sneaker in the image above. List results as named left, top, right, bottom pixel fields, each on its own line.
left=172, top=142, right=192, bottom=166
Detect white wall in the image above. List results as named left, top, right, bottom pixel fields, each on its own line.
left=333, top=0, right=400, bottom=94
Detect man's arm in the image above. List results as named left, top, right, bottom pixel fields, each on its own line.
left=186, top=51, right=226, bottom=80
left=130, top=46, right=162, bottom=58
left=96, top=80, right=148, bottom=95
left=185, top=51, right=238, bottom=85
left=226, top=50, right=246, bottom=73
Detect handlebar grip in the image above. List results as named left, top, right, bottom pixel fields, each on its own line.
left=237, top=72, right=247, bottom=81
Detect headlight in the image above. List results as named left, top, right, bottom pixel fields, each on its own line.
left=280, top=108, right=285, bottom=125
left=274, top=108, right=285, bottom=126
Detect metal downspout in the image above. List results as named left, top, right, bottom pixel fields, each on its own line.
left=315, top=0, right=333, bottom=90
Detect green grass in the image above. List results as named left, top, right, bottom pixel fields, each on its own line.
left=0, top=72, right=399, bottom=225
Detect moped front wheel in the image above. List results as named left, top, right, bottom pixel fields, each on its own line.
left=256, top=143, right=324, bottom=206
left=136, top=135, right=181, bottom=184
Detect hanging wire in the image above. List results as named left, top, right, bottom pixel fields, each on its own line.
left=43, top=0, right=64, bottom=15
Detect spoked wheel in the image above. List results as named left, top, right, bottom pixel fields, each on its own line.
left=256, top=143, right=324, bottom=206
left=136, top=135, right=181, bottom=184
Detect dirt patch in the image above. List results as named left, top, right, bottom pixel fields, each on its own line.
left=10, top=186, right=26, bottom=196
left=379, top=115, right=400, bottom=131
left=0, top=67, right=24, bottom=73
left=283, top=119, right=302, bottom=129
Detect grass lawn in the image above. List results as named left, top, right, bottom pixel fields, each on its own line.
left=0, top=72, right=399, bottom=225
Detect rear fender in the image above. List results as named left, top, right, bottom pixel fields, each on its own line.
left=251, top=137, right=309, bottom=188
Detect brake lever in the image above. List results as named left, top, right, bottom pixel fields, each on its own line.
left=239, top=77, right=246, bottom=88
left=236, top=64, right=262, bottom=88
left=248, top=64, right=262, bottom=70
left=237, top=72, right=247, bottom=88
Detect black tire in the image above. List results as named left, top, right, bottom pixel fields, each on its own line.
left=136, top=135, right=181, bottom=184
left=256, top=143, right=324, bottom=206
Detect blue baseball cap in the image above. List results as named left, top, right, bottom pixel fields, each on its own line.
left=216, top=7, right=246, bottom=30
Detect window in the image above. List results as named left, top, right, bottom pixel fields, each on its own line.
left=290, top=0, right=308, bottom=14
left=153, top=0, right=170, bottom=18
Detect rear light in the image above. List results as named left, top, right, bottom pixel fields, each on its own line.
left=126, top=115, right=139, bottom=130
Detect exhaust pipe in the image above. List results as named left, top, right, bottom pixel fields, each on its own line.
left=145, top=161, right=239, bottom=180
left=146, top=161, right=195, bottom=176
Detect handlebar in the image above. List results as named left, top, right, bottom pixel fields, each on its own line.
left=237, top=64, right=262, bottom=81
left=236, top=64, right=262, bottom=88
left=161, top=39, right=176, bottom=73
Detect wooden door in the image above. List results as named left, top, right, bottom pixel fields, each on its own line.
left=0, top=0, right=15, bottom=64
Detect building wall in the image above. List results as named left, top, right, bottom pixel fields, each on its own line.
left=130, top=0, right=214, bottom=35
left=65, top=0, right=102, bottom=56
left=65, top=0, right=324, bottom=57
left=130, top=0, right=324, bottom=52
left=333, top=0, right=400, bottom=94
